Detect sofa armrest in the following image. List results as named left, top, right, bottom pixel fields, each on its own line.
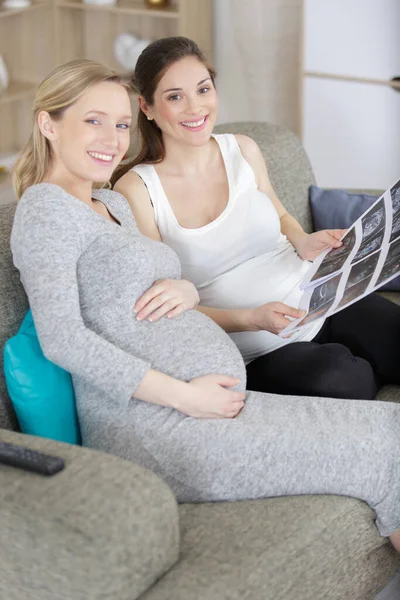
left=0, top=430, right=179, bottom=600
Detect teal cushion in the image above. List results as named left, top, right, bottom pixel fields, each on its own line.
left=3, top=310, right=81, bottom=444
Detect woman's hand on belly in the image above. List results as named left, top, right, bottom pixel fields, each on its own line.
left=249, top=302, right=305, bottom=335
left=134, top=278, right=200, bottom=322
left=182, top=374, right=246, bottom=419
left=134, top=370, right=245, bottom=418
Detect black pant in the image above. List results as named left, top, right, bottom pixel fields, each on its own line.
left=245, top=293, right=400, bottom=399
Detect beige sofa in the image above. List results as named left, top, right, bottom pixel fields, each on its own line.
left=0, top=122, right=399, bottom=600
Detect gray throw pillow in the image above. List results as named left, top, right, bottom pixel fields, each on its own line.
left=309, top=185, right=400, bottom=291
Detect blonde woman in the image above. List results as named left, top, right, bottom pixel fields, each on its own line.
left=11, top=59, right=400, bottom=552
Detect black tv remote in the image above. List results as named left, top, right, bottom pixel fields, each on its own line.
left=0, top=441, right=65, bottom=476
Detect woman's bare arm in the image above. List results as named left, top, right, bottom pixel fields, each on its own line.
left=115, top=170, right=161, bottom=241
left=234, top=134, right=309, bottom=249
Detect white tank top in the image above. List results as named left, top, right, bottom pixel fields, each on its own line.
left=132, top=133, right=323, bottom=362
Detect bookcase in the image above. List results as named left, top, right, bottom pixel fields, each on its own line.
left=0, top=0, right=212, bottom=194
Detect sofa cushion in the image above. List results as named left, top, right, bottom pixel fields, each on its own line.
left=310, top=185, right=378, bottom=232
left=0, top=202, right=28, bottom=431
left=4, top=310, right=81, bottom=444
left=142, top=496, right=400, bottom=600
left=0, top=429, right=179, bottom=600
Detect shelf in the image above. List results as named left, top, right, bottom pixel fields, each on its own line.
left=304, top=71, right=400, bottom=91
left=0, top=171, right=11, bottom=193
left=0, top=0, right=212, bottom=166
left=0, top=0, right=50, bottom=19
left=0, top=81, right=37, bottom=105
left=57, top=0, right=178, bottom=18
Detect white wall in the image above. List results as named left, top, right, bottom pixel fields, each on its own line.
left=213, top=0, right=400, bottom=190
left=302, top=0, right=400, bottom=190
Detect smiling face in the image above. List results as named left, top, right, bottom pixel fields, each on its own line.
left=141, top=56, right=218, bottom=147
left=40, top=81, right=132, bottom=185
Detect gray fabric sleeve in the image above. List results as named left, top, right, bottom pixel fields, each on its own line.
left=11, top=195, right=151, bottom=406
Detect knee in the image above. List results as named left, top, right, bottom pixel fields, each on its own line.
left=314, top=343, right=378, bottom=400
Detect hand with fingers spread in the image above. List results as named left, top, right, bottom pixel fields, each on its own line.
left=294, top=229, right=347, bottom=261
left=250, top=302, right=306, bottom=336
left=184, top=374, right=246, bottom=419
left=134, top=278, right=200, bottom=322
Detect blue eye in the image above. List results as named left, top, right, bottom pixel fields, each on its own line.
left=117, top=123, right=130, bottom=129
left=199, top=86, right=210, bottom=94
left=86, top=119, right=100, bottom=125
left=168, top=94, right=181, bottom=101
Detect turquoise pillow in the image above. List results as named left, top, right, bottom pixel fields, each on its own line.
left=3, top=310, right=81, bottom=444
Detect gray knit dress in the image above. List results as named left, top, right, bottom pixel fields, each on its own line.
left=11, top=184, right=400, bottom=537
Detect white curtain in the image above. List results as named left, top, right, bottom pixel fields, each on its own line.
left=214, top=0, right=302, bottom=133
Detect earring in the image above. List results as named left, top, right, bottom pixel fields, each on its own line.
left=147, top=116, right=153, bottom=121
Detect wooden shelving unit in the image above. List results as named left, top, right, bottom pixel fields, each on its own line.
left=0, top=0, right=50, bottom=18
left=0, top=81, right=36, bottom=103
left=58, top=0, right=179, bottom=17
left=0, top=0, right=213, bottom=192
left=0, top=171, right=11, bottom=193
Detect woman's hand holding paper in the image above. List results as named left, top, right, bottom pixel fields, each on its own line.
left=294, top=230, right=347, bottom=261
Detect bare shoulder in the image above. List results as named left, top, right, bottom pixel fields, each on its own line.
left=234, top=133, right=268, bottom=186
left=114, top=170, right=148, bottom=204
left=113, top=168, right=161, bottom=240
left=234, top=134, right=262, bottom=159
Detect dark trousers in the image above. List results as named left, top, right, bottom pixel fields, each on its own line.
left=245, top=293, right=400, bottom=399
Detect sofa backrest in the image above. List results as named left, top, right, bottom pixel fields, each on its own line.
left=0, top=202, right=28, bottom=430
left=214, top=122, right=315, bottom=232
left=0, top=122, right=315, bottom=431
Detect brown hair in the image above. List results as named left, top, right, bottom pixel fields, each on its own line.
left=13, top=59, right=131, bottom=199
left=111, top=36, right=216, bottom=186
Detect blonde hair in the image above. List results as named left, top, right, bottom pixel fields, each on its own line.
left=13, top=59, right=131, bottom=199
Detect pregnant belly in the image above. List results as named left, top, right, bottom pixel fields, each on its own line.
left=198, top=241, right=310, bottom=310
left=83, top=306, right=246, bottom=390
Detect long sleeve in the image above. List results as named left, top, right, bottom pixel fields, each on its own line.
left=11, top=189, right=151, bottom=407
